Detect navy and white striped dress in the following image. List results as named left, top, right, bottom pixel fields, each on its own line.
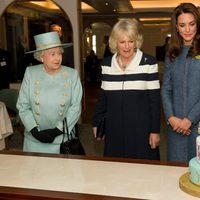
left=93, top=49, right=160, bottom=160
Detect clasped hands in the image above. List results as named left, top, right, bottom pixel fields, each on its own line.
left=30, top=127, right=63, bottom=143
left=168, top=116, right=192, bottom=135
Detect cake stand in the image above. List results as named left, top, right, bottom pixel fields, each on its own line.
left=179, top=172, right=200, bottom=197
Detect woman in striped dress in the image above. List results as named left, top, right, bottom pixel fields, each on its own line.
left=92, top=19, right=161, bottom=160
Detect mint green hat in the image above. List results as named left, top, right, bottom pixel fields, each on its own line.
left=26, top=31, right=72, bottom=54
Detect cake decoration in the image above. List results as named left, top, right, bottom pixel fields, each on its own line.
left=197, top=135, right=200, bottom=163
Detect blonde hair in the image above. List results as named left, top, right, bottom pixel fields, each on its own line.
left=109, top=19, right=143, bottom=54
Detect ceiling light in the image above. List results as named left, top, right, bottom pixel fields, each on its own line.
left=142, top=23, right=170, bottom=26
left=29, top=0, right=59, bottom=10
left=130, top=0, right=200, bottom=10
left=81, top=2, right=98, bottom=13
left=140, top=17, right=171, bottom=22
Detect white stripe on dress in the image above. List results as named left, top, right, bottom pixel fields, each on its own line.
left=102, top=63, right=158, bottom=75
left=101, top=80, right=160, bottom=91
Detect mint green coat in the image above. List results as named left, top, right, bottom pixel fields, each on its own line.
left=17, top=64, right=82, bottom=154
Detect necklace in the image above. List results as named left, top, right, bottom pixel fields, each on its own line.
left=118, top=55, right=131, bottom=71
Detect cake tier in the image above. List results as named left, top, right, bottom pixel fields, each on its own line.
left=189, top=157, right=200, bottom=186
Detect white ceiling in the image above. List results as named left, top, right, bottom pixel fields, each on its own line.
left=81, top=0, right=200, bottom=25
left=6, top=0, right=200, bottom=24
left=82, top=0, right=200, bottom=14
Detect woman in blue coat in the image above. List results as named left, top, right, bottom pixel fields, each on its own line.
left=17, top=32, right=82, bottom=154
left=161, top=3, right=200, bottom=162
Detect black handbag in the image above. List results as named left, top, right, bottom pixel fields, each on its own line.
left=96, top=116, right=106, bottom=139
left=60, top=118, right=85, bottom=155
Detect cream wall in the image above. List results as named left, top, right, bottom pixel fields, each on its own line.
left=83, top=22, right=112, bottom=59
left=142, top=25, right=170, bottom=57
left=82, top=17, right=171, bottom=58
left=0, top=0, right=82, bottom=74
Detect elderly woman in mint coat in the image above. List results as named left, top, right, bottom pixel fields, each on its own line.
left=17, top=32, right=82, bottom=154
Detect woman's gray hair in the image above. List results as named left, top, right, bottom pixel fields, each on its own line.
left=109, top=19, right=143, bottom=54
left=33, top=47, right=64, bottom=62
left=33, top=51, right=44, bottom=62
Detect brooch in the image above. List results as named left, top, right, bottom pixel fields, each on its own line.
left=194, top=55, right=200, bottom=59
left=62, top=71, right=68, bottom=78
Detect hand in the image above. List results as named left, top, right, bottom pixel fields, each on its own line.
left=92, top=127, right=103, bottom=140
left=92, top=127, right=97, bottom=138
left=149, top=133, right=160, bottom=149
left=177, top=118, right=191, bottom=135
left=168, top=116, right=182, bottom=132
left=39, top=128, right=63, bottom=143
left=30, top=127, right=52, bottom=143
left=92, top=127, right=104, bottom=140
left=30, top=127, right=63, bottom=143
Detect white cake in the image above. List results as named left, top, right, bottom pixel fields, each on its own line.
left=189, top=135, right=200, bottom=186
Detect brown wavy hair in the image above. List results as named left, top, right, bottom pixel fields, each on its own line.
left=167, top=3, right=200, bottom=60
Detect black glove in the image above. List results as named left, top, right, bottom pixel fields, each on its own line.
left=30, top=127, right=63, bottom=143
left=39, top=128, right=63, bottom=143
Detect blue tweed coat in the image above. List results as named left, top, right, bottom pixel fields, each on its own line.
left=161, top=46, right=200, bottom=161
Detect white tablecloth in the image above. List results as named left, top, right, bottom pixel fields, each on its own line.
left=0, top=101, right=13, bottom=149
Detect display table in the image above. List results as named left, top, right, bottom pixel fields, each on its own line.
left=0, top=152, right=197, bottom=200
left=0, top=101, right=13, bottom=150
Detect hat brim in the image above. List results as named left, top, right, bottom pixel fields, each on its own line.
left=25, top=43, right=73, bottom=54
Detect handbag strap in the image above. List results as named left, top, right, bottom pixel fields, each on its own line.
left=61, top=117, right=77, bottom=143
left=62, top=118, right=71, bottom=143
